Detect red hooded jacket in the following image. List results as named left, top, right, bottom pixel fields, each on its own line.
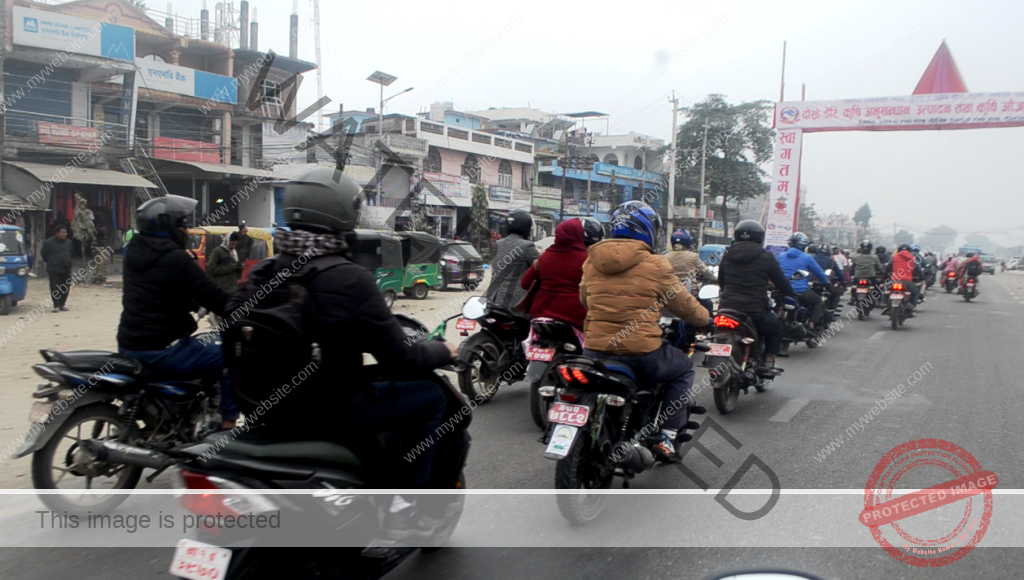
left=890, top=250, right=916, bottom=282
left=520, top=219, right=589, bottom=329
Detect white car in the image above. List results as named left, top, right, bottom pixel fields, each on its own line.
left=1007, top=258, right=1020, bottom=270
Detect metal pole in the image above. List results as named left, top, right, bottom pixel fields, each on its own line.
left=377, top=84, right=383, bottom=203
left=698, top=121, right=708, bottom=246
left=780, top=41, right=787, bottom=102
left=666, top=92, right=678, bottom=249
left=586, top=157, right=592, bottom=216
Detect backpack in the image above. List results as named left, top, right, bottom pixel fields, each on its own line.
left=965, top=260, right=982, bottom=277
left=221, top=254, right=347, bottom=418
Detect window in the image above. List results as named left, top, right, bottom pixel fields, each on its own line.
left=521, top=163, right=533, bottom=190
left=498, top=160, right=513, bottom=188
left=424, top=146, right=442, bottom=173
left=449, top=128, right=469, bottom=140
left=421, top=121, right=444, bottom=135
left=462, top=154, right=481, bottom=183
left=603, top=153, right=618, bottom=166
left=634, top=155, right=644, bottom=170
left=495, top=138, right=512, bottom=149
left=515, top=142, right=532, bottom=153
left=472, top=133, right=492, bottom=145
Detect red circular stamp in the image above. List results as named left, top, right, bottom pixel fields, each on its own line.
left=859, top=438, right=997, bottom=567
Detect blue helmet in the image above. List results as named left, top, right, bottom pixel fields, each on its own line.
left=610, top=201, right=661, bottom=248
left=911, top=244, right=921, bottom=253
left=788, top=232, right=810, bottom=251
left=671, top=229, right=692, bottom=249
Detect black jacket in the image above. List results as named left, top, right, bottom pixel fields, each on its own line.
left=117, top=235, right=231, bottom=351
left=228, top=253, right=452, bottom=403
left=718, top=241, right=795, bottom=314
left=40, top=236, right=73, bottom=275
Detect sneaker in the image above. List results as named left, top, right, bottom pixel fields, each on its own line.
left=52, top=308, right=59, bottom=313
left=59, top=306, right=68, bottom=312
left=651, top=433, right=680, bottom=463
left=384, top=506, right=441, bottom=539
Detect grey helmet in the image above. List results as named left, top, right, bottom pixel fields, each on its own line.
left=281, top=167, right=363, bottom=234
left=136, top=194, right=198, bottom=236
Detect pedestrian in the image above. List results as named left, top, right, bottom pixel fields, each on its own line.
left=205, top=233, right=244, bottom=328
left=40, top=225, right=73, bottom=313
left=235, top=221, right=253, bottom=263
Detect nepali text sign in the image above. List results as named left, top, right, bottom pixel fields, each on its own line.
left=37, top=122, right=100, bottom=148
left=532, top=186, right=561, bottom=210
left=775, top=93, right=1024, bottom=132
left=137, top=59, right=237, bottom=103
left=765, top=129, right=803, bottom=249
left=594, top=162, right=663, bottom=183
left=153, top=137, right=221, bottom=164
left=13, top=6, right=134, bottom=62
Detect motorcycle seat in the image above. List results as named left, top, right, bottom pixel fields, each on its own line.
left=201, top=432, right=363, bottom=469
left=603, top=362, right=636, bottom=381
left=43, top=350, right=143, bottom=376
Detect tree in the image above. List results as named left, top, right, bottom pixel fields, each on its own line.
left=797, top=203, right=820, bottom=239
left=675, top=94, right=774, bottom=239
left=469, top=182, right=489, bottom=256
left=894, top=229, right=915, bottom=246
left=918, top=225, right=957, bottom=255
left=853, top=204, right=872, bottom=228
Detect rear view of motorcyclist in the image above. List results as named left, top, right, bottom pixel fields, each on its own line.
left=665, top=229, right=716, bottom=299
left=811, top=242, right=843, bottom=310
left=849, top=240, right=885, bottom=307
left=717, top=220, right=794, bottom=372
left=885, top=243, right=923, bottom=315
left=776, top=232, right=831, bottom=330
left=910, top=245, right=928, bottom=301
left=958, top=252, right=984, bottom=293
left=486, top=210, right=540, bottom=314
left=875, top=245, right=891, bottom=268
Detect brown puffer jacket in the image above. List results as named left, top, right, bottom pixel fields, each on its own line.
left=580, top=239, right=710, bottom=355
left=666, top=249, right=716, bottom=294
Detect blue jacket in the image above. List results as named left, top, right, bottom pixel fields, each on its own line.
left=814, top=252, right=840, bottom=281
left=777, top=247, right=828, bottom=292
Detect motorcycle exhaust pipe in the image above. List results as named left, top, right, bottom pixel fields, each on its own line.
left=613, top=442, right=655, bottom=473
left=79, top=439, right=173, bottom=470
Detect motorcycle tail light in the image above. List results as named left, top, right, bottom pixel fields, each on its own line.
left=949, top=272, right=956, bottom=277
left=713, top=315, right=740, bottom=329
left=571, top=368, right=589, bottom=384
left=559, top=366, right=573, bottom=382
left=858, top=279, right=868, bottom=286
left=175, top=470, right=278, bottom=535
left=892, top=283, right=904, bottom=291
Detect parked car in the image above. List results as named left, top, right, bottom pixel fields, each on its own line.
left=981, top=255, right=998, bottom=275
left=440, top=240, right=485, bottom=290
left=1007, top=257, right=1021, bottom=270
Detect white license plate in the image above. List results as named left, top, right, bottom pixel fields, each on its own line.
left=456, top=318, right=477, bottom=331
left=856, top=288, right=870, bottom=294
left=545, top=424, right=579, bottom=459
left=28, top=401, right=53, bottom=424
left=967, top=283, right=975, bottom=288
left=526, top=346, right=555, bottom=361
left=890, top=293, right=903, bottom=299
left=548, top=402, right=589, bottom=427
left=467, top=272, right=478, bottom=280
left=707, top=344, right=733, bottom=357
left=169, top=539, right=232, bottom=580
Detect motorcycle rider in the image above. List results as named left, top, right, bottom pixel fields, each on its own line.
left=885, top=243, right=923, bottom=316
left=957, top=252, right=984, bottom=293
left=579, top=201, right=710, bottom=460
left=810, top=242, right=844, bottom=310
left=519, top=217, right=598, bottom=331
left=875, top=245, right=892, bottom=268
left=717, top=220, right=795, bottom=372
left=849, top=240, right=886, bottom=307
left=910, top=244, right=929, bottom=301
left=666, top=228, right=716, bottom=300
left=117, top=195, right=238, bottom=429
left=486, top=209, right=540, bottom=313
left=776, top=232, right=832, bottom=331
left=832, top=246, right=851, bottom=284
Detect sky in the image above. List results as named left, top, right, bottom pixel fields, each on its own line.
left=160, top=0, right=1024, bottom=248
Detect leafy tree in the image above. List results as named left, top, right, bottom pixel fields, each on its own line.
left=894, top=229, right=915, bottom=246
left=918, top=225, right=957, bottom=255
left=675, top=94, right=774, bottom=239
left=469, top=182, right=489, bottom=255
left=853, top=204, right=872, bottom=228
left=797, top=203, right=820, bottom=239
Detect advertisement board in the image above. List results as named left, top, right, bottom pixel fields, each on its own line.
left=13, top=6, right=134, bottom=62
left=37, top=122, right=100, bottom=148
left=137, top=59, right=237, bottom=103
left=153, top=137, right=221, bottom=164
left=765, top=129, right=803, bottom=251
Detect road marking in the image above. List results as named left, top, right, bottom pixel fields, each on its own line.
left=769, top=398, right=811, bottom=423
left=869, top=331, right=886, bottom=340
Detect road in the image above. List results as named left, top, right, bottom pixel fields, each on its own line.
left=1, top=271, right=1023, bottom=578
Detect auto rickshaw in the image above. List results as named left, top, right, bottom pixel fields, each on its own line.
left=395, top=231, right=444, bottom=300
left=351, top=229, right=405, bottom=310
left=187, top=226, right=274, bottom=281
left=0, top=225, right=29, bottom=315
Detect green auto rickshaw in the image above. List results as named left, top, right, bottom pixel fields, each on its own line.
left=351, top=229, right=405, bottom=310
left=395, top=231, right=444, bottom=300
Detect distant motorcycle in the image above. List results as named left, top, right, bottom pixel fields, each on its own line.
left=851, top=278, right=878, bottom=319
left=945, top=271, right=958, bottom=293
left=524, top=317, right=584, bottom=430
left=962, top=276, right=979, bottom=302
left=884, top=282, right=913, bottom=330
left=455, top=297, right=527, bottom=403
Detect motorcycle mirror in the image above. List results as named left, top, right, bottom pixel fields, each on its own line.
left=698, top=285, right=720, bottom=300
left=462, top=296, right=488, bottom=319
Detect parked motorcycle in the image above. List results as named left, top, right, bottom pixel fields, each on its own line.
left=945, top=271, right=958, bottom=293
left=13, top=334, right=224, bottom=514
left=523, top=317, right=585, bottom=430
left=708, top=285, right=784, bottom=414
left=962, top=276, right=979, bottom=302
left=543, top=316, right=710, bottom=524
left=455, top=297, right=528, bottom=403
left=884, top=282, right=913, bottom=330
left=164, top=314, right=471, bottom=580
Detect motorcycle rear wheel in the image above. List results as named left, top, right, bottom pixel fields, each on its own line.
left=713, top=386, right=738, bottom=414
left=890, top=305, right=899, bottom=330
left=555, top=433, right=612, bottom=525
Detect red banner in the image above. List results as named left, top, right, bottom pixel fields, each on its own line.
left=153, top=137, right=221, bottom=164
left=37, top=122, right=100, bottom=148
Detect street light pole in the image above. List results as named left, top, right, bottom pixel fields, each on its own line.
left=698, top=120, right=709, bottom=246
left=666, top=91, right=679, bottom=249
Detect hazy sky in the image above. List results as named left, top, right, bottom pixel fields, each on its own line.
left=164, top=0, right=1024, bottom=247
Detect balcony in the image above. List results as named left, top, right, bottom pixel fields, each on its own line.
left=403, top=118, right=534, bottom=161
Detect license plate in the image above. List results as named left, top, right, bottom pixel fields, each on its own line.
left=548, top=402, right=589, bottom=427
left=526, top=346, right=555, bottom=361
left=707, top=343, right=733, bottom=357
left=544, top=424, right=579, bottom=459
left=967, top=283, right=975, bottom=288
left=28, top=401, right=53, bottom=424
left=456, top=318, right=476, bottom=331
left=169, top=539, right=232, bottom=580
left=467, top=272, right=478, bottom=280
left=890, top=292, right=903, bottom=299
left=856, top=288, right=870, bottom=294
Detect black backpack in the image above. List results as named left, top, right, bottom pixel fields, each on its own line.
left=965, top=260, right=983, bottom=277
left=221, top=254, right=346, bottom=418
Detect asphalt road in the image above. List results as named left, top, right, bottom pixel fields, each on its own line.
left=2, top=271, right=1023, bottom=579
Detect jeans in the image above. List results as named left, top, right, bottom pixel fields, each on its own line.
left=747, top=309, right=783, bottom=355
left=337, top=380, right=448, bottom=488
left=48, top=272, right=69, bottom=308
left=583, top=343, right=695, bottom=432
left=120, top=335, right=239, bottom=422
left=798, top=289, right=824, bottom=327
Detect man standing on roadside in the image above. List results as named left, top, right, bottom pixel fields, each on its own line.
left=41, top=225, right=73, bottom=313
left=235, top=221, right=253, bottom=263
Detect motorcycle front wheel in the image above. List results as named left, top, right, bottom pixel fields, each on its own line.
left=458, top=350, right=500, bottom=403
left=555, top=433, right=613, bottom=525
left=713, top=385, right=739, bottom=414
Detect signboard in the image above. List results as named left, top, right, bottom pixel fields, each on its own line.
left=489, top=186, right=512, bottom=202
left=37, top=122, right=100, bottom=148
left=594, top=162, right=663, bottom=183
left=765, top=129, right=803, bottom=250
left=421, top=172, right=469, bottom=198
left=13, top=7, right=134, bottom=62
left=532, top=186, right=561, bottom=210
left=775, top=93, right=1024, bottom=132
left=153, top=137, right=221, bottom=164
left=137, top=59, right=237, bottom=103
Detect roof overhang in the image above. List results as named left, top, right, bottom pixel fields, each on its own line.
left=3, top=161, right=156, bottom=188
left=234, top=49, right=317, bottom=75
left=150, top=159, right=272, bottom=180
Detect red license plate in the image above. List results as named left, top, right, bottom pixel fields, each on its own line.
left=526, top=346, right=555, bottom=361
left=456, top=318, right=477, bottom=331
left=467, top=272, right=478, bottom=279
left=707, top=344, right=733, bottom=357
left=548, top=403, right=589, bottom=427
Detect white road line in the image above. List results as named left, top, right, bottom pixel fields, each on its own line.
left=768, top=397, right=811, bottom=423
left=869, top=331, right=886, bottom=340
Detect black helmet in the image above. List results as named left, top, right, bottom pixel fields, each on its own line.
left=859, top=240, right=873, bottom=253
left=875, top=246, right=886, bottom=254
left=733, top=220, right=765, bottom=245
left=817, top=242, right=831, bottom=254
left=506, top=210, right=533, bottom=238
left=281, top=167, right=363, bottom=234
left=136, top=195, right=198, bottom=236
left=788, top=232, right=810, bottom=251
left=897, top=243, right=912, bottom=252
left=807, top=243, right=818, bottom=254
left=577, top=217, right=604, bottom=247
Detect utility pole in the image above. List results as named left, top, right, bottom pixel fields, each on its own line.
left=780, top=41, right=787, bottom=102
left=666, top=91, right=679, bottom=249
left=698, top=120, right=709, bottom=246
left=893, top=223, right=897, bottom=248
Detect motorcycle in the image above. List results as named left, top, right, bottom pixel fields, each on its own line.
left=164, top=314, right=471, bottom=579
left=543, top=316, right=710, bottom=524
left=709, top=285, right=785, bottom=414
left=454, top=297, right=528, bottom=403
left=776, top=270, right=822, bottom=353
left=884, top=281, right=912, bottom=330
left=523, top=317, right=585, bottom=430
left=13, top=333, right=224, bottom=514
left=962, top=276, right=978, bottom=302
left=945, top=271, right=958, bottom=293
left=851, top=278, right=878, bottom=320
